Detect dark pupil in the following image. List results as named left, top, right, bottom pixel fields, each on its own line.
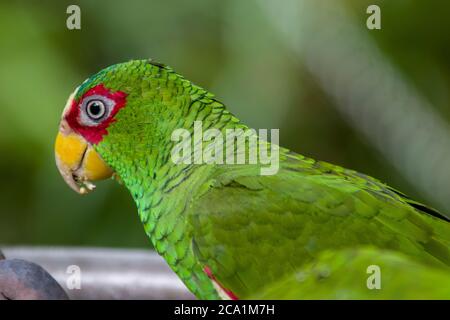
left=89, top=102, right=102, bottom=116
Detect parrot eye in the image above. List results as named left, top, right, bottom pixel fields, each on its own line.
left=79, top=95, right=114, bottom=126
left=86, top=100, right=106, bottom=120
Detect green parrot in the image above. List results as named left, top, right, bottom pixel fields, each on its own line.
left=55, top=59, right=450, bottom=300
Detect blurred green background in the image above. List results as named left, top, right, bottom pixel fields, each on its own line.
left=0, top=0, right=449, bottom=248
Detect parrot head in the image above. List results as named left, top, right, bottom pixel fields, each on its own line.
left=55, top=59, right=188, bottom=194
left=54, top=81, right=123, bottom=194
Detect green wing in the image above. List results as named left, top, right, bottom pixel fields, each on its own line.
left=189, top=150, right=450, bottom=299
left=252, top=248, right=450, bottom=299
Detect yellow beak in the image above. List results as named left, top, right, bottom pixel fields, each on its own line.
left=55, top=122, right=113, bottom=194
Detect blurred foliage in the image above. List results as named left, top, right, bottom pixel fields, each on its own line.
left=0, top=0, right=448, bottom=247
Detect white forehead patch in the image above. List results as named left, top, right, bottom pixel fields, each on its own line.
left=62, top=86, right=79, bottom=119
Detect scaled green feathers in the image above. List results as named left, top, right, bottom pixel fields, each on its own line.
left=68, top=60, right=450, bottom=299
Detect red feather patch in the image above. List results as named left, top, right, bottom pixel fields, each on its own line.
left=204, top=266, right=239, bottom=300
left=65, top=84, right=127, bottom=145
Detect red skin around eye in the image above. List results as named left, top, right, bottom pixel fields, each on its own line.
left=65, top=84, right=128, bottom=145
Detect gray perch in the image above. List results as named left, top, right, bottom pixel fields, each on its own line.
left=1, top=247, right=195, bottom=300
left=0, top=258, right=68, bottom=300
